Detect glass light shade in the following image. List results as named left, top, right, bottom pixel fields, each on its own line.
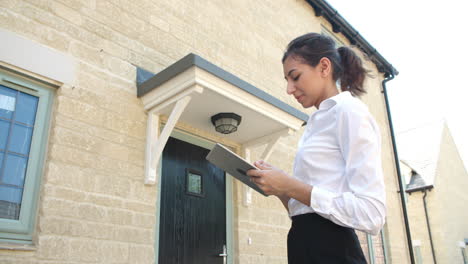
left=211, top=113, right=242, bottom=134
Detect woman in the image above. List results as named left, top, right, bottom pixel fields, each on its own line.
left=247, top=33, right=386, bottom=263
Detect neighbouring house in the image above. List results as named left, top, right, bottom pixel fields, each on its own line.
left=398, top=120, right=468, bottom=264
left=0, top=0, right=415, bottom=263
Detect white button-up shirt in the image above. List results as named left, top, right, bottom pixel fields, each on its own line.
left=288, top=91, right=386, bottom=235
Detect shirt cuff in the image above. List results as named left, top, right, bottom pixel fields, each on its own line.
left=310, top=186, right=336, bottom=215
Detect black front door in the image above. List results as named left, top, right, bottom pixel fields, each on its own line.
left=159, top=137, right=226, bottom=264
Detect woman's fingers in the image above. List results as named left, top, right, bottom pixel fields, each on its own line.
left=254, top=160, right=273, bottom=170
left=247, top=163, right=284, bottom=196
left=247, top=168, right=265, bottom=177
left=247, top=169, right=264, bottom=186
left=250, top=176, right=258, bottom=183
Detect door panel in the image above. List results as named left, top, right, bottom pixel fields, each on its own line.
left=159, top=137, right=226, bottom=264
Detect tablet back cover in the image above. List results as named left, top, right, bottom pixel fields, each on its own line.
left=206, top=143, right=267, bottom=196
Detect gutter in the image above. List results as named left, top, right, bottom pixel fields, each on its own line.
left=406, top=185, right=434, bottom=194
left=382, top=75, right=415, bottom=264
left=422, top=189, right=437, bottom=264
left=306, top=0, right=398, bottom=78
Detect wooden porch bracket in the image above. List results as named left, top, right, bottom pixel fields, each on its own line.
left=243, top=128, right=294, bottom=161
left=144, top=95, right=193, bottom=185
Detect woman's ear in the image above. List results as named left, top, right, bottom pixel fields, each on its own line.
left=319, top=57, right=332, bottom=77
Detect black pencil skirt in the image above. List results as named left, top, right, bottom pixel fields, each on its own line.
left=287, top=213, right=367, bottom=264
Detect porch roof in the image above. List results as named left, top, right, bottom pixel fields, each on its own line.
left=137, top=53, right=308, bottom=123
left=136, top=53, right=308, bottom=184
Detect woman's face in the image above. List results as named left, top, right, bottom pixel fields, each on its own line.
left=283, top=55, right=328, bottom=109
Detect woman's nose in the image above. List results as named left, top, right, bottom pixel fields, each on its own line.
left=286, top=82, right=295, bottom=95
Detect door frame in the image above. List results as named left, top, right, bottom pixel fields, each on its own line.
left=154, top=128, right=235, bottom=264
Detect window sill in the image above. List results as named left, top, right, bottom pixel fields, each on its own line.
left=0, top=242, right=36, bottom=251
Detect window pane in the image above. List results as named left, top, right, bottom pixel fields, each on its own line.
left=0, top=186, right=22, bottom=220
left=0, top=119, right=10, bottom=150
left=0, top=85, right=16, bottom=120
left=187, top=171, right=202, bottom=195
left=3, top=153, right=27, bottom=187
left=15, top=92, right=38, bottom=126
left=10, top=123, right=33, bottom=155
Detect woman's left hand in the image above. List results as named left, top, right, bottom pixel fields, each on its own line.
left=246, top=160, right=292, bottom=196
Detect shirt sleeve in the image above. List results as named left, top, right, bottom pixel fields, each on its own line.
left=309, top=104, right=387, bottom=235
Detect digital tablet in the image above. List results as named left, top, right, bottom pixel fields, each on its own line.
left=206, top=143, right=267, bottom=196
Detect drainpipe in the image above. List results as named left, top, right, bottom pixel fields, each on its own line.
left=422, top=189, right=437, bottom=264
left=382, top=74, right=416, bottom=264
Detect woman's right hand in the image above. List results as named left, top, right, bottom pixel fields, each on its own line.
left=251, top=160, right=290, bottom=209
left=248, top=160, right=312, bottom=207
left=247, top=160, right=291, bottom=197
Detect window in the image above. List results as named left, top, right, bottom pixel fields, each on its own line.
left=0, top=69, right=54, bottom=243
left=413, top=240, right=423, bottom=264
left=186, top=169, right=204, bottom=197
left=462, top=241, right=468, bottom=264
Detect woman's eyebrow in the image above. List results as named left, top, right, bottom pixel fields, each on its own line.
left=285, top=69, right=296, bottom=79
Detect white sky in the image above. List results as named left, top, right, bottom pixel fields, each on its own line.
left=326, top=0, right=468, bottom=168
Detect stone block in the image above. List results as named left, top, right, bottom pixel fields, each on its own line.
left=106, top=208, right=133, bottom=226
left=44, top=161, right=96, bottom=192
left=149, top=15, right=169, bottom=32
left=86, top=193, right=123, bottom=208
left=51, top=185, right=87, bottom=202
left=0, top=259, right=35, bottom=264
left=123, top=200, right=155, bottom=214
left=128, top=245, right=155, bottom=264
left=102, top=55, right=135, bottom=82
left=131, top=181, right=157, bottom=204
left=48, top=144, right=92, bottom=169
left=95, top=1, right=121, bottom=23
left=55, top=95, right=107, bottom=127
left=69, top=40, right=105, bottom=67
left=37, top=236, right=70, bottom=260
left=69, top=238, right=100, bottom=262
left=52, top=126, right=97, bottom=153
left=132, top=213, right=156, bottom=229
left=94, top=173, right=132, bottom=198
left=40, top=217, right=83, bottom=237
left=50, top=1, right=82, bottom=26
left=114, top=227, right=153, bottom=244
left=100, top=241, right=129, bottom=263
left=41, top=198, right=79, bottom=218
left=42, top=27, right=70, bottom=52
left=77, top=203, right=106, bottom=221
left=82, top=222, right=114, bottom=240
left=55, top=0, right=96, bottom=11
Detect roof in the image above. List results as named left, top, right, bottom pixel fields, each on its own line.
left=397, top=120, right=445, bottom=187
left=306, top=0, right=398, bottom=77
left=405, top=170, right=433, bottom=193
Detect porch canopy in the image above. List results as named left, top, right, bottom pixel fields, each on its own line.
left=137, top=53, right=308, bottom=185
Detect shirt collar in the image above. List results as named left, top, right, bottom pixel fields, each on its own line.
left=318, top=91, right=351, bottom=110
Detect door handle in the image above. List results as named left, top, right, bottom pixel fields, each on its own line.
left=218, top=244, right=227, bottom=264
